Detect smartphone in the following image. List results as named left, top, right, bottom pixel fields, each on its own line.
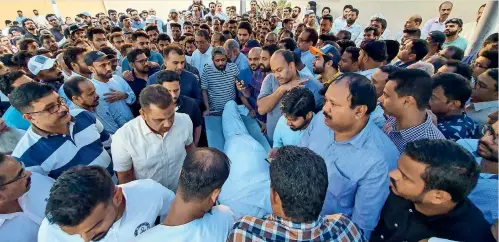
left=235, top=76, right=243, bottom=86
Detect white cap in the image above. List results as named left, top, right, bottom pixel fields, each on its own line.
left=145, top=16, right=156, bottom=24
left=28, top=55, right=56, bottom=76
left=305, top=10, right=314, bottom=15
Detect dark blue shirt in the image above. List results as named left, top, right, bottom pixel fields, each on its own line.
left=128, top=68, right=159, bottom=115
left=394, top=60, right=417, bottom=68
left=437, top=112, right=481, bottom=141
left=148, top=70, right=202, bottom=105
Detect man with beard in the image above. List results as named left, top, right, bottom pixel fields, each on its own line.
left=11, top=82, right=112, bottom=178
left=430, top=73, right=479, bottom=141
left=100, top=46, right=122, bottom=76
left=297, top=27, right=319, bottom=73
left=28, top=55, right=65, bottom=91
left=170, top=23, right=182, bottom=42
left=156, top=33, right=171, bottom=52
left=22, top=19, right=40, bottom=45
left=337, top=9, right=361, bottom=42
left=462, top=33, right=498, bottom=66
left=257, top=50, right=323, bottom=143
left=184, top=37, right=197, bottom=57
left=64, top=76, right=127, bottom=134
left=40, top=35, right=59, bottom=55
left=237, top=47, right=267, bottom=123
left=129, top=9, right=145, bottom=30
left=442, top=18, right=467, bottom=51
left=237, top=22, right=252, bottom=49
left=46, top=14, right=64, bottom=42
left=109, top=32, right=126, bottom=63
left=272, top=87, right=315, bottom=148
left=332, top=4, right=353, bottom=33
left=339, top=46, right=360, bottom=73
left=0, top=71, right=34, bottom=130
left=465, top=69, right=498, bottom=128
left=310, top=45, right=341, bottom=85
left=86, top=51, right=135, bottom=122
left=145, top=25, right=160, bottom=45
left=298, top=73, right=399, bottom=239
left=291, top=6, right=301, bottom=23
left=99, top=17, right=112, bottom=33
left=121, top=32, right=163, bottom=72
left=87, top=28, right=108, bottom=51
left=319, top=14, right=333, bottom=35
left=126, top=49, right=159, bottom=115
left=200, top=47, right=240, bottom=116
left=371, top=139, right=494, bottom=242
left=19, top=38, right=39, bottom=56
left=158, top=71, right=202, bottom=146
left=38, top=166, right=175, bottom=242
left=0, top=154, right=54, bottom=242
left=421, top=1, right=453, bottom=39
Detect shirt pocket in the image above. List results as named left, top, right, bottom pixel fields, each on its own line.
left=327, top=163, right=357, bottom=208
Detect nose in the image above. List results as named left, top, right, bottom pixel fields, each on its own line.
left=377, top=95, right=384, bottom=103
left=163, top=119, right=172, bottom=128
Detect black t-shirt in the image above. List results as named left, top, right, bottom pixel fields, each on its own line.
left=24, top=31, right=41, bottom=44
left=371, top=192, right=495, bottom=242
left=177, top=95, right=202, bottom=129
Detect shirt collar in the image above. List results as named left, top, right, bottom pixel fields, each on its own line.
left=390, top=114, right=434, bottom=140
left=470, top=100, right=498, bottom=111
left=30, top=118, right=75, bottom=138
left=138, top=115, right=176, bottom=137
left=267, top=214, right=323, bottom=230
left=358, top=68, right=377, bottom=76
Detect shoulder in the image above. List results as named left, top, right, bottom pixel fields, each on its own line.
left=70, top=109, right=96, bottom=123
left=210, top=205, right=236, bottom=221
left=175, top=112, right=192, bottom=122
left=119, top=179, right=169, bottom=197
left=323, top=213, right=363, bottom=234
left=114, top=117, right=141, bottom=137
left=181, top=70, right=196, bottom=79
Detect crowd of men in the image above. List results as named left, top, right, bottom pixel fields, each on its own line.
left=0, top=0, right=498, bottom=241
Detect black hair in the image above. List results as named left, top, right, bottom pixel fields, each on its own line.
left=131, top=31, right=149, bottom=41
left=372, top=17, right=387, bottom=30
left=321, top=7, right=331, bottom=14
left=127, top=48, right=145, bottom=63
left=139, top=85, right=173, bottom=110
left=344, top=46, right=360, bottom=63
left=262, top=44, right=279, bottom=57
left=485, top=33, right=498, bottom=45
left=428, top=56, right=448, bottom=73
left=36, top=49, right=51, bottom=56
left=108, top=9, right=117, bottom=15
left=145, top=25, right=159, bottom=33
left=184, top=21, right=193, bottom=26
left=100, top=46, right=117, bottom=57
left=361, top=40, right=387, bottom=62
left=409, top=39, right=429, bottom=61
left=431, top=73, right=472, bottom=108
left=321, top=14, right=333, bottom=23
left=110, top=26, right=122, bottom=33
left=12, top=51, right=33, bottom=68
left=403, top=28, right=422, bottom=38
left=157, top=33, right=171, bottom=42
left=162, top=43, right=184, bottom=57
left=21, top=18, right=35, bottom=29
left=63, top=76, right=90, bottom=100
left=350, top=8, right=359, bottom=16
left=294, top=6, right=301, bottom=12
left=278, top=37, right=297, bottom=51
left=319, top=33, right=336, bottom=42
left=237, top=21, right=252, bottom=35
left=278, top=29, right=294, bottom=40
left=486, top=69, right=498, bottom=89
left=19, top=38, right=37, bottom=51
left=303, top=27, right=319, bottom=45
left=40, top=34, right=56, bottom=44
left=0, top=54, right=16, bottom=67
left=179, top=148, right=230, bottom=202
left=45, top=14, right=57, bottom=21
left=336, top=30, right=352, bottom=40
left=282, top=18, right=293, bottom=25
left=195, top=29, right=210, bottom=41
left=10, top=81, right=54, bottom=113
left=388, top=69, right=432, bottom=110
left=384, top=40, right=400, bottom=63
left=364, top=26, right=380, bottom=37
left=445, top=18, right=463, bottom=28
left=337, top=39, right=355, bottom=54
left=333, top=73, right=377, bottom=114
left=157, top=70, right=181, bottom=84
left=0, top=71, right=25, bottom=95
left=212, top=32, right=226, bottom=44
left=481, top=50, right=499, bottom=69
left=343, top=4, right=354, bottom=10
left=270, top=146, right=328, bottom=223
left=170, top=23, right=181, bottom=30
left=45, top=166, right=115, bottom=227
left=0, top=153, right=7, bottom=185
left=5, top=20, right=12, bottom=25
left=445, top=46, right=465, bottom=61
left=379, top=65, right=401, bottom=75
left=445, top=60, right=473, bottom=80
left=404, top=139, right=479, bottom=203
left=86, top=28, right=106, bottom=41
left=119, top=15, right=130, bottom=23
left=63, top=47, right=87, bottom=71
left=281, top=87, right=316, bottom=118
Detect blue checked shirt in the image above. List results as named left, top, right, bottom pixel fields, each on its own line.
left=227, top=214, right=365, bottom=242
left=437, top=112, right=480, bottom=141
left=383, top=115, right=446, bottom=153
left=468, top=173, right=498, bottom=224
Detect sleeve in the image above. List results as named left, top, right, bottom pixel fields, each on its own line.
left=151, top=180, right=175, bottom=218
left=190, top=74, right=202, bottom=104
left=115, top=76, right=136, bottom=105
left=421, top=19, right=433, bottom=39
left=109, top=106, right=128, bottom=127
left=352, top=159, right=390, bottom=240
left=200, top=68, right=209, bottom=90
left=297, top=113, right=316, bottom=147
left=184, top=115, right=194, bottom=145
left=96, top=119, right=112, bottom=151
left=272, top=116, right=285, bottom=148
left=110, top=131, right=134, bottom=172
left=191, top=102, right=202, bottom=128
left=257, top=75, right=274, bottom=100
left=155, top=52, right=164, bottom=66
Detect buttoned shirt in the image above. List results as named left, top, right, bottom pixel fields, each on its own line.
left=227, top=214, right=365, bottom=242
left=465, top=101, right=498, bottom=128
left=341, top=23, right=363, bottom=42
left=383, top=115, right=445, bottom=153
left=371, top=192, right=495, bottom=242
left=300, top=50, right=315, bottom=74
left=437, top=112, right=480, bottom=141
left=112, top=114, right=193, bottom=191
left=371, top=103, right=387, bottom=129
left=190, top=46, right=213, bottom=76
left=299, top=112, right=400, bottom=239
left=332, top=16, right=348, bottom=34
left=421, top=17, right=446, bottom=39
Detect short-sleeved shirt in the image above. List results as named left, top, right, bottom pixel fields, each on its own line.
left=112, top=114, right=193, bottom=191
left=12, top=109, right=112, bottom=178
left=437, top=112, right=480, bottom=141
left=176, top=95, right=202, bottom=129
left=200, top=62, right=239, bottom=114
left=442, top=36, right=468, bottom=51
left=190, top=46, right=213, bottom=75
left=38, top=179, right=175, bottom=242
left=0, top=173, right=53, bottom=242
left=257, top=70, right=323, bottom=142
left=90, top=76, right=135, bottom=122
left=273, top=115, right=310, bottom=148
left=468, top=173, right=498, bottom=224
left=134, top=205, right=236, bottom=242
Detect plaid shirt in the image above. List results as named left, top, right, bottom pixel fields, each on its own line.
left=383, top=114, right=445, bottom=153
left=227, top=214, right=365, bottom=242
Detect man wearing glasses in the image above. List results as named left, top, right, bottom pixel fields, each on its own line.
left=189, top=30, right=213, bottom=76
left=466, top=68, right=499, bottom=128
left=0, top=154, right=54, bottom=242
left=10, top=82, right=112, bottom=179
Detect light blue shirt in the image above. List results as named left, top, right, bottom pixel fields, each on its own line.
left=421, top=17, right=446, bottom=39
left=468, top=173, right=498, bottom=224
left=300, top=50, right=315, bottom=74
left=442, top=36, right=468, bottom=51
left=371, top=103, right=386, bottom=129
left=332, top=16, right=347, bottom=34
left=90, top=75, right=135, bottom=122
left=190, top=46, right=213, bottom=76
left=298, top=111, right=400, bottom=239
left=273, top=115, right=309, bottom=148
left=234, top=52, right=252, bottom=84
left=69, top=103, right=127, bottom=134
left=342, top=23, right=362, bottom=42
left=2, top=106, right=30, bottom=130
left=219, top=100, right=272, bottom=218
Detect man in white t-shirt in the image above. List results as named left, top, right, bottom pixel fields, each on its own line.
left=135, top=148, right=236, bottom=242
left=0, top=154, right=54, bottom=242
left=38, top=166, right=175, bottom=242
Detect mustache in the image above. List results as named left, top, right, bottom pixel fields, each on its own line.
left=26, top=176, right=31, bottom=189
left=324, top=111, right=332, bottom=120
left=390, top=177, right=397, bottom=190
left=58, top=111, right=68, bottom=119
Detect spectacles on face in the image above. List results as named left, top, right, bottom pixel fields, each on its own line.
left=25, top=97, right=66, bottom=115
left=135, top=59, right=148, bottom=65
left=0, top=162, right=27, bottom=187
left=482, top=124, right=498, bottom=142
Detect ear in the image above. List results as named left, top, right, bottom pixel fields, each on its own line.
left=408, top=53, right=417, bottom=61
left=112, top=186, right=123, bottom=206
left=209, top=188, right=221, bottom=204
left=428, top=189, right=452, bottom=205
left=325, top=60, right=333, bottom=68
left=289, top=61, right=296, bottom=71
left=306, top=111, right=313, bottom=120
left=270, top=187, right=279, bottom=205
left=447, top=100, right=462, bottom=110
left=403, top=96, right=417, bottom=108
left=22, top=113, right=34, bottom=122
left=139, top=108, right=146, bottom=119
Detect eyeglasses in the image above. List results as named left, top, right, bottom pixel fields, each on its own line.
left=0, top=162, right=27, bottom=187
left=135, top=59, right=148, bottom=65
left=482, top=124, right=498, bottom=141
left=25, top=97, right=66, bottom=115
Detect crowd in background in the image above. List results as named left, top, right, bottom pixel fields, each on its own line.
left=0, top=0, right=498, bottom=241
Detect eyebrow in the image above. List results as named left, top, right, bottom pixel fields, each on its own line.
left=398, top=168, right=412, bottom=181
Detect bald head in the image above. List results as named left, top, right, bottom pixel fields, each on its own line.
left=405, top=14, right=423, bottom=29
left=224, top=39, right=240, bottom=60
left=265, top=32, right=278, bottom=46
left=248, top=47, right=262, bottom=71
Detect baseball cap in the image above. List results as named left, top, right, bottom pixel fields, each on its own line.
left=68, top=24, right=84, bottom=35
left=305, top=10, right=314, bottom=15
left=428, top=31, right=445, bottom=44
left=78, top=12, right=91, bottom=17
left=84, top=51, right=113, bottom=66
left=28, top=55, right=56, bottom=75
left=309, top=45, right=341, bottom=66
left=212, top=46, right=227, bottom=56
left=169, top=9, right=178, bottom=14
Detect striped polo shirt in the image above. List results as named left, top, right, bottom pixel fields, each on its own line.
left=200, top=62, right=240, bottom=114
left=12, top=109, right=112, bottom=178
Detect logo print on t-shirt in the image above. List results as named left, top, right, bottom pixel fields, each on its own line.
left=134, top=222, right=151, bottom=236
